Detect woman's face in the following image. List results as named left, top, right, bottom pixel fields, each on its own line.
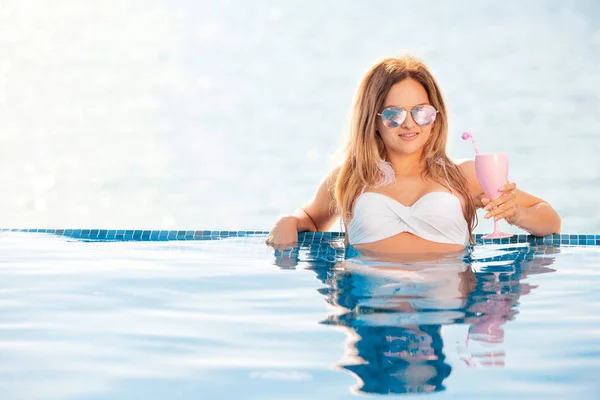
left=376, top=78, right=436, bottom=158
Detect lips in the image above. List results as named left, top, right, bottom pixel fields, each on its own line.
left=398, top=132, right=419, bottom=141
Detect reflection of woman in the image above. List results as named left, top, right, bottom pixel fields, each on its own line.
left=320, top=250, right=475, bottom=394
left=337, top=324, right=452, bottom=394
left=272, top=240, right=557, bottom=395
left=322, top=252, right=474, bottom=394
left=332, top=252, right=475, bottom=321
left=458, top=245, right=558, bottom=366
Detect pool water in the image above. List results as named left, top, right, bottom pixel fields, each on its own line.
left=1, top=231, right=599, bottom=399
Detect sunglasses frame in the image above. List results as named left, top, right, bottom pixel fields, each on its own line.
left=376, top=104, right=439, bottom=127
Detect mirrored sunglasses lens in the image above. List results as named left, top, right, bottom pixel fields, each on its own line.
left=381, top=108, right=406, bottom=128
left=412, top=105, right=437, bottom=126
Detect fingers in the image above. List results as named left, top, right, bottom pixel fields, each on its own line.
left=490, top=204, right=518, bottom=221
left=498, top=182, right=517, bottom=192
left=269, top=242, right=297, bottom=251
left=484, top=200, right=517, bottom=220
left=265, top=231, right=298, bottom=250
left=483, top=180, right=522, bottom=223
left=484, top=191, right=516, bottom=211
left=265, top=234, right=296, bottom=250
left=482, top=182, right=517, bottom=211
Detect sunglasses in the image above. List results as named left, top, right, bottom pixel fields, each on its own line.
left=377, top=104, right=438, bottom=128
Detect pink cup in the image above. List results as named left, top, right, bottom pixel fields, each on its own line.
left=475, top=153, right=513, bottom=240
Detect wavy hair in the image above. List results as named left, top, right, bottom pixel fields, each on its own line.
left=333, top=56, right=477, bottom=243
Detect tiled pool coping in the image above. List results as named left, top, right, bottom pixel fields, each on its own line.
left=0, top=229, right=598, bottom=246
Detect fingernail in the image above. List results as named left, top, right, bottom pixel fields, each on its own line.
left=484, top=213, right=490, bottom=219
left=498, top=187, right=504, bottom=192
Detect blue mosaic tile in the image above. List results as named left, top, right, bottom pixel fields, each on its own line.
left=3, top=229, right=600, bottom=246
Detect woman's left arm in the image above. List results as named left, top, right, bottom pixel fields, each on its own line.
left=458, top=159, right=561, bottom=237
left=482, top=182, right=561, bottom=237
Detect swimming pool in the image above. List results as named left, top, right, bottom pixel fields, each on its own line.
left=1, top=229, right=599, bottom=399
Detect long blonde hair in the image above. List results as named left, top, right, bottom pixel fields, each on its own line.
left=333, top=56, right=477, bottom=243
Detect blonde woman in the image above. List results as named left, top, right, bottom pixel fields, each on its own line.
left=267, top=56, right=561, bottom=253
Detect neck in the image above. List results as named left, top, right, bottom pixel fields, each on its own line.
left=387, top=151, right=425, bottom=178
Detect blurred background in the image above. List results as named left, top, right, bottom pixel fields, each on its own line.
left=0, top=0, right=599, bottom=234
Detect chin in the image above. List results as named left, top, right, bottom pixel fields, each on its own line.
left=395, top=145, right=425, bottom=156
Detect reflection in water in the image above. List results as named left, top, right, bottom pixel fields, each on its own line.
left=271, top=238, right=557, bottom=395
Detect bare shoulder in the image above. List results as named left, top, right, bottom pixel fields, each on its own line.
left=328, top=164, right=342, bottom=179
left=454, top=158, right=475, bottom=179
left=310, top=164, right=344, bottom=208
left=453, top=158, right=484, bottom=204
left=323, top=164, right=343, bottom=190
left=301, top=164, right=344, bottom=231
left=330, top=163, right=343, bottom=179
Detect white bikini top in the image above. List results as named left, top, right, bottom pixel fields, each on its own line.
left=347, top=191, right=470, bottom=246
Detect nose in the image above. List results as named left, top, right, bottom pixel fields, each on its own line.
left=400, top=110, right=416, bottom=129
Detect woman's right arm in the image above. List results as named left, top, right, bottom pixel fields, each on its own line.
left=265, top=167, right=340, bottom=246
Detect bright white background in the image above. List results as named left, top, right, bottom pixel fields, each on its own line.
left=1, top=0, right=599, bottom=233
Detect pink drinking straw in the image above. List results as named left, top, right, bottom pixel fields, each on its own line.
left=461, top=130, right=480, bottom=155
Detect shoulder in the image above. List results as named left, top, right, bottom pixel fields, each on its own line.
left=324, top=163, right=346, bottom=189
left=329, top=164, right=343, bottom=180
left=453, top=158, right=484, bottom=204
left=314, top=164, right=344, bottom=201
left=454, top=158, right=475, bottom=177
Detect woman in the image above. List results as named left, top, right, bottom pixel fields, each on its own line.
left=266, top=56, right=561, bottom=253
